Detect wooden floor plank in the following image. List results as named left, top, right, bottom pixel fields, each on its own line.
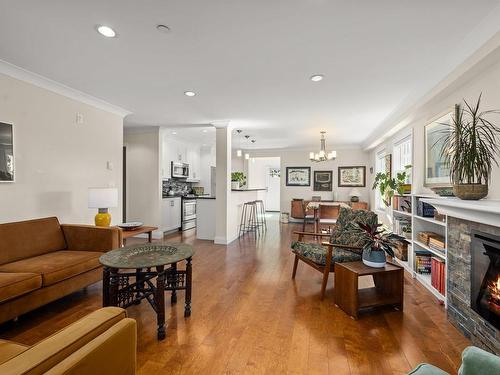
left=0, top=214, right=469, bottom=374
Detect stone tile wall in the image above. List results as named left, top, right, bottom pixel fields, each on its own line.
left=447, top=217, right=499, bottom=354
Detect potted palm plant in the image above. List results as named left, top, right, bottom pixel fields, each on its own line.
left=355, top=222, right=404, bottom=268
left=439, top=95, right=500, bottom=200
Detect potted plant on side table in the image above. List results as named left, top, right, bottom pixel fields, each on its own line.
left=355, top=222, right=405, bottom=268
left=439, top=94, right=500, bottom=200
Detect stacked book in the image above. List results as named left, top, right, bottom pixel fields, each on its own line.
left=417, top=231, right=436, bottom=244
left=415, top=252, right=432, bottom=274
left=429, top=235, right=446, bottom=255
left=431, top=257, right=446, bottom=295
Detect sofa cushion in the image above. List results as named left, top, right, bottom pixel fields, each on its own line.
left=0, top=272, right=43, bottom=303
left=0, top=251, right=104, bottom=287
left=0, top=217, right=67, bottom=265
left=291, top=241, right=361, bottom=268
left=0, top=339, right=29, bottom=365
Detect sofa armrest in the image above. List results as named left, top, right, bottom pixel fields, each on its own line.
left=61, top=224, right=122, bottom=252
left=0, top=307, right=127, bottom=374
left=459, top=346, right=500, bottom=375
left=44, top=318, right=137, bottom=375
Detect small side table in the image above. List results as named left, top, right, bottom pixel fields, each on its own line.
left=120, top=226, right=158, bottom=246
left=334, top=261, right=403, bottom=319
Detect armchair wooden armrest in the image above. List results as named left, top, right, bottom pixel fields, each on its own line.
left=293, top=231, right=331, bottom=242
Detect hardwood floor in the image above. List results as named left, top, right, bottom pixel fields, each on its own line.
left=0, top=214, right=470, bottom=374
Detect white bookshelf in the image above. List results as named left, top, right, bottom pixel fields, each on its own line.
left=391, top=194, right=448, bottom=305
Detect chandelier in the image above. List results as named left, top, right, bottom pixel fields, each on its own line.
left=309, top=131, right=336, bottom=162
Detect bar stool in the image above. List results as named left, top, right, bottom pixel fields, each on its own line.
left=254, top=200, right=267, bottom=232
left=239, top=201, right=258, bottom=238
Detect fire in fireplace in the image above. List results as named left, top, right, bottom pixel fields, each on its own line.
left=471, top=231, right=500, bottom=329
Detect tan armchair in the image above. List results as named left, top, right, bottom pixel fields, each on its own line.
left=0, top=307, right=136, bottom=374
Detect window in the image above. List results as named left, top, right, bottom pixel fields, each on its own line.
left=393, top=135, right=412, bottom=182
left=375, top=150, right=386, bottom=210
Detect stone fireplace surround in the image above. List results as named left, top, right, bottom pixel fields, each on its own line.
left=448, top=217, right=499, bottom=354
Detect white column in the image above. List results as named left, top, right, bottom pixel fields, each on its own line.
left=213, top=121, right=231, bottom=244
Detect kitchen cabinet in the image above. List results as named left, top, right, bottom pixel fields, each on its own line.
left=162, top=138, right=191, bottom=179
left=186, top=147, right=201, bottom=182
left=161, top=197, right=181, bottom=231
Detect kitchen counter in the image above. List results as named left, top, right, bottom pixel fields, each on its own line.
left=231, top=188, right=267, bottom=192
left=196, top=196, right=216, bottom=199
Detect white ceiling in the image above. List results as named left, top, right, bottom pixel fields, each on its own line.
left=1, top=0, right=500, bottom=149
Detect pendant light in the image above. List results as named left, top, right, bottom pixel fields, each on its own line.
left=236, top=129, right=242, bottom=157
left=309, top=131, right=336, bottom=162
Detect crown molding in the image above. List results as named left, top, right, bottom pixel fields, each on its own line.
left=0, top=59, right=132, bottom=118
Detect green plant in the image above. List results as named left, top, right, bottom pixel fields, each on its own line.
left=231, top=171, right=246, bottom=186
left=354, top=222, right=404, bottom=257
left=372, top=165, right=411, bottom=206
left=438, top=94, right=500, bottom=185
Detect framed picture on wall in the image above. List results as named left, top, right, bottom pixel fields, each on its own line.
left=338, top=166, right=366, bottom=187
left=0, top=122, right=14, bottom=182
left=425, top=111, right=452, bottom=186
left=286, top=167, right=311, bottom=186
left=313, top=170, right=333, bottom=191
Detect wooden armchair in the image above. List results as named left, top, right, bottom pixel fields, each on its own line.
left=290, top=207, right=378, bottom=300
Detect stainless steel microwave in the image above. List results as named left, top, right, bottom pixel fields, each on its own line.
left=171, top=162, right=189, bottom=178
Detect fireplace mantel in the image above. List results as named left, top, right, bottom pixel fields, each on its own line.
left=420, top=198, right=500, bottom=228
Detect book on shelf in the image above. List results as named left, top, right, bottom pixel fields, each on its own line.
left=392, top=196, right=412, bottom=214
left=417, top=200, right=435, bottom=217
left=431, top=257, right=446, bottom=295
left=393, top=217, right=411, bottom=239
left=415, top=251, right=432, bottom=274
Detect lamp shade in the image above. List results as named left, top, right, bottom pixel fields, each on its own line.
left=348, top=188, right=362, bottom=197
left=88, top=188, right=118, bottom=208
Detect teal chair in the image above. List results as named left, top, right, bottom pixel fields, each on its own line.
left=408, top=346, right=500, bottom=374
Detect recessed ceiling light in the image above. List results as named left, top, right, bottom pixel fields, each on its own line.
left=96, top=25, right=116, bottom=38
left=310, top=74, right=324, bottom=82
left=156, top=24, right=171, bottom=33
left=172, top=131, right=177, bottom=135
left=184, top=91, right=196, bottom=97
left=202, top=129, right=208, bottom=133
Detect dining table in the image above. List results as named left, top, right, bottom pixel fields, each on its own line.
left=305, top=201, right=349, bottom=233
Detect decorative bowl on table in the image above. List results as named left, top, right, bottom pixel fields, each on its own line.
left=118, top=222, right=143, bottom=231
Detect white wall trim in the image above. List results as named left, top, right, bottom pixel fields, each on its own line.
left=0, top=59, right=132, bottom=118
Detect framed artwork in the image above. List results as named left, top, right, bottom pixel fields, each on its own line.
left=286, top=167, right=311, bottom=186
left=384, top=154, right=392, bottom=178
left=425, top=111, right=452, bottom=186
left=0, top=122, right=14, bottom=182
left=313, top=170, right=333, bottom=191
left=338, top=166, right=366, bottom=187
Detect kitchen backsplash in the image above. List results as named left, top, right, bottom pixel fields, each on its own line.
left=162, top=179, right=193, bottom=195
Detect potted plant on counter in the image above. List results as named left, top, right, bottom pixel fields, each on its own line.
left=231, top=172, right=246, bottom=190
left=355, top=222, right=404, bottom=268
left=439, top=95, right=500, bottom=200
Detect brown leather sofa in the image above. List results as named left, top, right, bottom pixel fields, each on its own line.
left=0, top=307, right=136, bottom=374
left=0, top=217, right=122, bottom=325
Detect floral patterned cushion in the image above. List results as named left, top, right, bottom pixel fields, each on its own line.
left=291, top=241, right=361, bottom=268
left=329, top=207, right=378, bottom=254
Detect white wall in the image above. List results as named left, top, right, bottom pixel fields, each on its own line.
left=237, top=148, right=370, bottom=213
left=0, top=73, right=123, bottom=224
left=124, top=130, right=161, bottom=233
left=368, top=47, right=500, bottom=221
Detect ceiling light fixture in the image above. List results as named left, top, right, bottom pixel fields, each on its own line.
left=184, top=91, right=196, bottom=97
left=156, top=24, right=171, bottom=33
left=202, top=129, right=208, bottom=133
left=172, top=131, right=177, bottom=135
left=310, top=74, right=324, bottom=82
left=309, top=131, right=336, bottom=162
left=96, top=25, right=116, bottom=38
left=244, top=135, right=251, bottom=160
left=235, top=129, right=243, bottom=157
